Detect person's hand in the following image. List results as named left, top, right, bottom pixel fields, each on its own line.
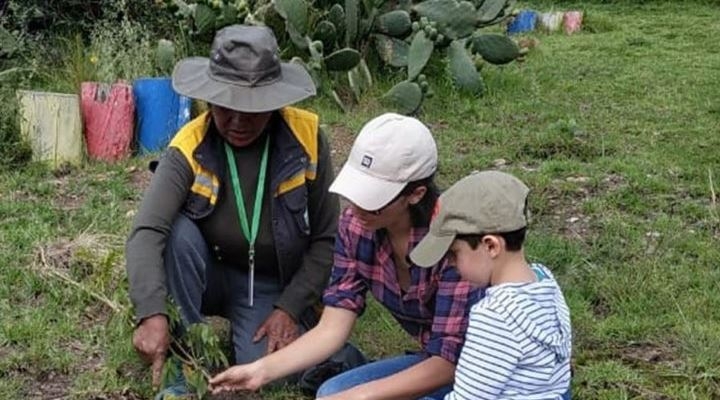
left=132, top=314, right=170, bottom=387
left=253, top=308, right=299, bottom=354
left=209, top=362, right=266, bottom=393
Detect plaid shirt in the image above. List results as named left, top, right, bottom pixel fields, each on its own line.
left=323, top=208, right=481, bottom=364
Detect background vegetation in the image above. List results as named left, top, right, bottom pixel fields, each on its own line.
left=1, top=0, right=719, bottom=399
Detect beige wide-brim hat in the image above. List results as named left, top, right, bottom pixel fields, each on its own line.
left=172, top=25, right=316, bottom=113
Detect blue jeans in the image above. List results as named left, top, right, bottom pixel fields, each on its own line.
left=316, top=354, right=452, bottom=399
left=164, top=215, right=302, bottom=365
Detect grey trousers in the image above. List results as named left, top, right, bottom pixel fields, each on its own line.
left=164, top=214, right=302, bottom=365
left=163, top=215, right=367, bottom=389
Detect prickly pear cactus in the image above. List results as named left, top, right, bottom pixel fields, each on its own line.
left=477, top=0, right=514, bottom=25
left=290, top=56, right=322, bottom=89
left=374, top=10, right=412, bottom=38
left=383, top=80, right=423, bottom=115
left=408, top=30, right=434, bottom=81
left=374, top=34, right=410, bottom=67
left=447, top=39, right=484, bottom=94
left=328, top=4, right=346, bottom=35
left=274, top=0, right=309, bottom=35
left=469, top=33, right=521, bottom=65
left=324, top=48, right=361, bottom=71
left=345, top=0, right=358, bottom=46
left=314, top=21, right=338, bottom=49
left=348, top=59, right=373, bottom=101
left=413, top=0, right=478, bottom=40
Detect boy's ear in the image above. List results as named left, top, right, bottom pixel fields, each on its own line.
left=483, top=235, right=503, bottom=258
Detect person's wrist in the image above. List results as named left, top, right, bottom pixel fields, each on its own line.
left=253, top=359, right=273, bottom=385
left=142, top=314, right=168, bottom=329
left=273, top=306, right=296, bottom=322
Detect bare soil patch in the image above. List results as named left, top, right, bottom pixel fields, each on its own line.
left=326, top=123, right=355, bottom=174
left=22, top=370, right=73, bottom=399
left=538, top=173, right=629, bottom=240
left=127, top=165, right=152, bottom=192
left=616, top=341, right=681, bottom=369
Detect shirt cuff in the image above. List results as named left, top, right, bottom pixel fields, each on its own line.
left=133, top=295, right=168, bottom=324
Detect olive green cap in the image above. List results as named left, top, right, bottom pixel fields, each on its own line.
left=410, top=170, right=530, bottom=267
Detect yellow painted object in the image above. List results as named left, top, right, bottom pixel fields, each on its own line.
left=17, top=90, right=83, bottom=167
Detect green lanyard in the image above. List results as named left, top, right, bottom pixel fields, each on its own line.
left=224, top=136, right=270, bottom=307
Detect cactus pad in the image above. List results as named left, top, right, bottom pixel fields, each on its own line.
left=408, top=30, right=434, bottom=80
left=324, top=48, right=362, bottom=71
left=314, top=21, right=338, bottom=47
left=274, top=0, right=309, bottom=35
left=374, top=10, right=412, bottom=38
left=348, top=59, right=373, bottom=101
left=345, top=0, right=358, bottom=45
left=477, top=0, right=510, bottom=24
left=413, top=0, right=478, bottom=40
left=470, top=33, right=520, bottom=65
left=329, top=4, right=345, bottom=33
left=383, top=81, right=423, bottom=115
left=447, top=39, right=484, bottom=94
left=374, top=34, right=410, bottom=67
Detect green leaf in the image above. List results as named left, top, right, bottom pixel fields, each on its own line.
left=194, top=4, right=216, bottom=35
left=156, top=39, right=176, bottom=76
left=0, top=27, right=20, bottom=56
left=217, top=4, right=239, bottom=26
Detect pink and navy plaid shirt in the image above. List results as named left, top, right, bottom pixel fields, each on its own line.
left=323, top=208, right=481, bottom=364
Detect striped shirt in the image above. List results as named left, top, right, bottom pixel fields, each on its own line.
left=446, top=264, right=572, bottom=400
left=323, top=208, right=481, bottom=363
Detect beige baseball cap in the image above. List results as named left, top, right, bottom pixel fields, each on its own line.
left=329, top=113, right=438, bottom=211
left=410, top=170, right=530, bottom=267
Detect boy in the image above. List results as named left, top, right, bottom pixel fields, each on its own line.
left=410, top=171, right=572, bottom=400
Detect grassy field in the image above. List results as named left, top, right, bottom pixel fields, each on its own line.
left=1, top=1, right=720, bottom=399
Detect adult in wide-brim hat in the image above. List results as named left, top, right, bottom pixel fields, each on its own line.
left=208, top=114, right=481, bottom=400
left=126, top=25, right=363, bottom=399
left=172, top=24, right=316, bottom=113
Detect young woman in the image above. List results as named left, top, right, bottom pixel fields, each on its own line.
left=209, top=113, right=480, bottom=400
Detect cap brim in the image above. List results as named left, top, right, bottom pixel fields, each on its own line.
left=171, top=57, right=316, bottom=113
left=410, top=232, right=455, bottom=268
left=329, top=163, right=405, bottom=211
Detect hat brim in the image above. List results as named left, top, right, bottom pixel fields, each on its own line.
left=410, top=232, right=455, bottom=268
left=172, top=57, right=316, bottom=113
left=329, top=163, right=406, bottom=211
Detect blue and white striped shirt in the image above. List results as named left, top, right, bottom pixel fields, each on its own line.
left=445, top=264, right=572, bottom=400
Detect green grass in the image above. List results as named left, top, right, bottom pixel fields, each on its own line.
left=1, top=1, right=720, bottom=398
